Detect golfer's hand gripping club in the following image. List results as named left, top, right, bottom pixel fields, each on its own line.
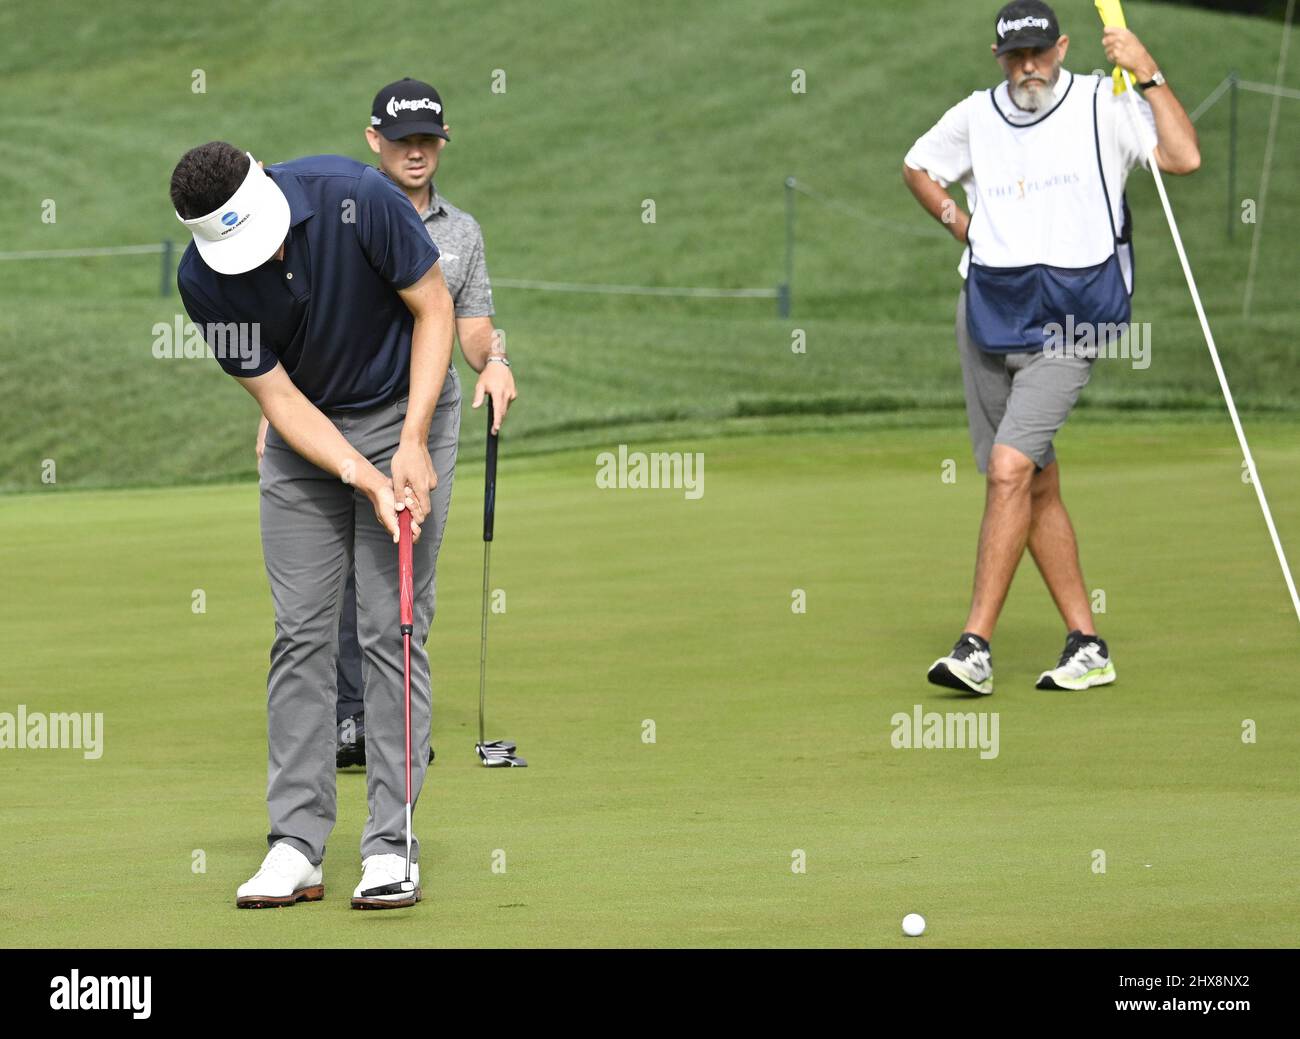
left=398, top=508, right=414, bottom=635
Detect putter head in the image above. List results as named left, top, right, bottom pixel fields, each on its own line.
left=482, top=753, right=527, bottom=768
left=476, top=740, right=527, bottom=767
left=359, top=880, right=416, bottom=898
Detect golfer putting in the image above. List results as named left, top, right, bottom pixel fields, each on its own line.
left=251, top=79, right=519, bottom=771
left=903, top=0, right=1200, bottom=694
left=171, top=142, right=454, bottom=908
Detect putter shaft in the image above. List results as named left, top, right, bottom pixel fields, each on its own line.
left=478, top=540, right=491, bottom=748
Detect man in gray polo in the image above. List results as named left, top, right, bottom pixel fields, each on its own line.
left=258, top=78, right=517, bottom=769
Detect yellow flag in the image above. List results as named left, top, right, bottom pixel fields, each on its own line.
left=1095, top=0, right=1130, bottom=95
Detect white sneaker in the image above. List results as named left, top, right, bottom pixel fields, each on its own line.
left=927, top=633, right=994, bottom=695
left=351, top=854, right=421, bottom=910
left=1037, top=631, right=1117, bottom=691
left=235, top=842, right=324, bottom=909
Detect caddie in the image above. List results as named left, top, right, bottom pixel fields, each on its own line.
left=902, top=0, right=1200, bottom=694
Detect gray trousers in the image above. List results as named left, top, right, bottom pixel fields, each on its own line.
left=258, top=369, right=459, bottom=865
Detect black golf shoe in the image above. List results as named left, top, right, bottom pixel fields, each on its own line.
left=337, top=711, right=366, bottom=769
left=337, top=711, right=434, bottom=769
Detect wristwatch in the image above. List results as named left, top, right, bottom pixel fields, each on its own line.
left=485, top=355, right=511, bottom=368
left=1137, top=70, right=1166, bottom=90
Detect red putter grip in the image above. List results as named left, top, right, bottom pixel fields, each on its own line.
left=398, top=509, right=414, bottom=631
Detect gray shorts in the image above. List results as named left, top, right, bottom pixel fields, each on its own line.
left=955, top=288, right=1093, bottom=473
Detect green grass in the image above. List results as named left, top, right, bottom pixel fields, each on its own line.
left=1, top=420, right=1297, bottom=947
left=1, top=0, right=1297, bottom=950
left=1, top=0, right=1298, bottom=492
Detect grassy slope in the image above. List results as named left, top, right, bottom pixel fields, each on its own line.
left=1, top=0, right=1298, bottom=492
left=0, top=421, right=1296, bottom=947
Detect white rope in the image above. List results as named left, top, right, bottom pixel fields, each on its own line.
left=1243, top=0, right=1296, bottom=319
left=1187, top=76, right=1300, bottom=125
left=1237, top=79, right=1300, bottom=101
left=490, top=277, right=777, bottom=299
left=1187, top=76, right=1233, bottom=124
left=1119, top=65, right=1300, bottom=624
left=0, top=243, right=167, bottom=261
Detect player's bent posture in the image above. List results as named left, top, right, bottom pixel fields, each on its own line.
left=902, top=1, right=1199, bottom=694
left=253, top=78, right=517, bottom=774
left=171, top=143, right=455, bottom=907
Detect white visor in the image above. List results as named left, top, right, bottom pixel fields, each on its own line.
left=175, top=153, right=291, bottom=275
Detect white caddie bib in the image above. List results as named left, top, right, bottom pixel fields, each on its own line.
left=963, top=74, right=1132, bottom=352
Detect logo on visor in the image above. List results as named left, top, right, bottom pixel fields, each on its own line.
left=386, top=96, right=442, bottom=118
left=221, top=212, right=239, bottom=226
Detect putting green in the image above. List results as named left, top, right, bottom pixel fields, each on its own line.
left=0, top=417, right=1296, bottom=947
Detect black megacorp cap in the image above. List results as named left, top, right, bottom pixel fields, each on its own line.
left=993, top=0, right=1061, bottom=55
left=370, top=78, right=448, bottom=141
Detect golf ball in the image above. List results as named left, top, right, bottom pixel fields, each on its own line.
left=902, top=913, right=926, bottom=937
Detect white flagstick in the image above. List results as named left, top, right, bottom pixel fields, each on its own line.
left=1115, top=66, right=1300, bottom=624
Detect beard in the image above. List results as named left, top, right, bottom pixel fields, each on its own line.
left=1009, top=64, right=1061, bottom=112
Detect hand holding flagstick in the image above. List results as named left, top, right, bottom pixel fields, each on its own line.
left=1097, top=0, right=1160, bottom=92
left=1102, top=28, right=1158, bottom=85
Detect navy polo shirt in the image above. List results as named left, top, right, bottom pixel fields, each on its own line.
left=176, top=155, right=439, bottom=411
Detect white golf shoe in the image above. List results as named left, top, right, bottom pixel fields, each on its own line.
left=235, top=842, right=324, bottom=909
left=351, top=854, right=421, bottom=910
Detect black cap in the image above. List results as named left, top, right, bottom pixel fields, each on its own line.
left=993, top=1, right=1060, bottom=55
left=370, top=78, right=449, bottom=141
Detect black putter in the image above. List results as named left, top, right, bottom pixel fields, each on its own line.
left=476, top=398, right=526, bottom=768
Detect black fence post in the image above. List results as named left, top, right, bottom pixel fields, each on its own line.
left=780, top=176, right=795, bottom=318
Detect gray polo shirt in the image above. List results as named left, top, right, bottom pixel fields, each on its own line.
left=417, top=186, right=494, bottom=318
